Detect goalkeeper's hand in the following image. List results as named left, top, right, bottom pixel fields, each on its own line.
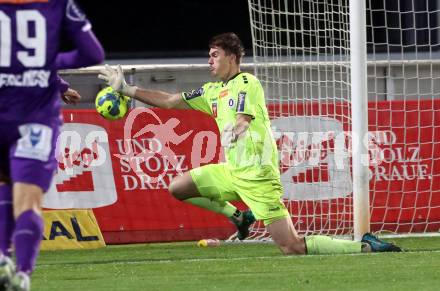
left=221, top=123, right=237, bottom=148
left=98, top=65, right=137, bottom=97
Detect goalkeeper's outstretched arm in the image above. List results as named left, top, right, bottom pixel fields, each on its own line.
left=98, top=64, right=190, bottom=109
left=132, top=88, right=189, bottom=109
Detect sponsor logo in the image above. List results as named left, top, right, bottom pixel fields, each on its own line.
left=185, top=87, right=204, bottom=100
left=219, top=89, right=229, bottom=98
left=43, top=123, right=117, bottom=209
left=212, top=102, right=218, bottom=117
left=237, top=91, right=246, bottom=112
left=271, top=116, right=352, bottom=200
left=41, top=210, right=105, bottom=250
left=271, top=117, right=432, bottom=201
left=367, top=131, right=430, bottom=181
left=0, top=70, right=50, bottom=88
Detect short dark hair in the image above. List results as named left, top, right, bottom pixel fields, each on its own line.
left=209, top=32, right=245, bottom=64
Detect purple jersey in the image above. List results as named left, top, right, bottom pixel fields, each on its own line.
left=0, top=0, right=104, bottom=122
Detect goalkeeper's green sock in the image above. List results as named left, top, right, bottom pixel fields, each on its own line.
left=185, top=197, right=237, bottom=218
left=305, top=235, right=363, bottom=254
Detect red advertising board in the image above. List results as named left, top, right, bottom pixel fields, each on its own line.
left=269, top=100, right=440, bottom=234
left=43, top=100, right=440, bottom=243
left=45, top=108, right=242, bottom=243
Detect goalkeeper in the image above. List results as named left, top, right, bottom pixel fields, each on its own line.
left=98, top=32, right=401, bottom=255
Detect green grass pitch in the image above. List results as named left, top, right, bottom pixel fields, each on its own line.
left=33, top=237, right=440, bottom=291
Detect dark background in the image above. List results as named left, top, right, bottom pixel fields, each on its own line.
left=75, top=0, right=253, bottom=59
left=74, top=0, right=439, bottom=59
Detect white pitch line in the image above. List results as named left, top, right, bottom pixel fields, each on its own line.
left=36, top=249, right=440, bottom=268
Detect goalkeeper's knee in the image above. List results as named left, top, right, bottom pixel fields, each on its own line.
left=168, top=176, right=198, bottom=201
left=168, top=180, right=183, bottom=200
left=278, top=241, right=306, bottom=255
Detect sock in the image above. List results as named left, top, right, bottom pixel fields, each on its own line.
left=0, top=184, right=14, bottom=257
left=13, top=210, right=44, bottom=274
left=185, top=197, right=238, bottom=218
left=230, top=209, right=243, bottom=223
left=305, top=235, right=362, bottom=255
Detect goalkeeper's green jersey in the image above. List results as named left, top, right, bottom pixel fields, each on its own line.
left=182, top=72, right=280, bottom=181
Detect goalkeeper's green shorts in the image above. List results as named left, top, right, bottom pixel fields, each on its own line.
left=189, top=163, right=289, bottom=226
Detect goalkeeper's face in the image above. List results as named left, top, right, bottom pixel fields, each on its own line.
left=208, top=47, right=236, bottom=81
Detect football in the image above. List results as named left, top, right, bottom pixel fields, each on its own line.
left=95, top=86, right=130, bottom=120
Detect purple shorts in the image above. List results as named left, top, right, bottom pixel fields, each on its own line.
left=0, top=118, right=61, bottom=192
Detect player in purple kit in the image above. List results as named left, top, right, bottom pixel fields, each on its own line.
left=0, top=0, right=104, bottom=290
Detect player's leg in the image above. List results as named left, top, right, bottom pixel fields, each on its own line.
left=267, top=218, right=401, bottom=254
left=0, top=144, right=16, bottom=290
left=0, top=146, right=14, bottom=258
left=234, top=179, right=306, bottom=252
left=12, top=183, right=44, bottom=275
left=0, top=182, right=15, bottom=291
left=0, top=181, right=14, bottom=258
left=8, top=121, right=59, bottom=291
left=266, top=217, right=366, bottom=255
left=265, top=212, right=367, bottom=255
left=7, top=183, right=42, bottom=291
left=169, top=164, right=255, bottom=239
left=0, top=253, right=14, bottom=291
left=0, top=180, right=15, bottom=291
left=265, top=217, right=306, bottom=254
left=259, top=194, right=364, bottom=255
left=258, top=180, right=400, bottom=254
left=169, top=169, right=238, bottom=218
left=236, top=178, right=365, bottom=255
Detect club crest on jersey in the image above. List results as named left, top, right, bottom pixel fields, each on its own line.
left=212, top=102, right=218, bottom=117
left=228, top=98, right=235, bottom=108
left=185, top=87, right=204, bottom=100
left=15, top=123, right=52, bottom=162
left=219, top=89, right=229, bottom=99
left=237, top=91, right=246, bottom=112
left=30, top=128, right=43, bottom=147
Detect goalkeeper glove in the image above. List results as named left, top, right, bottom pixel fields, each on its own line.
left=221, top=123, right=237, bottom=148
left=98, top=65, right=137, bottom=97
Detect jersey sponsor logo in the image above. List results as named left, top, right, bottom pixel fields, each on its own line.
left=15, top=123, right=53, bottom=162
left=237, top=91, right=246, bottom=112
left=66, top=0, right=86, bottom=22
left=0, top=70, right=50, bottom=88
left=184, top=87, right=204, bottom=100
left=212, top=102, right=218, bottom=117
left=219, top=89, right=229, bottom=99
